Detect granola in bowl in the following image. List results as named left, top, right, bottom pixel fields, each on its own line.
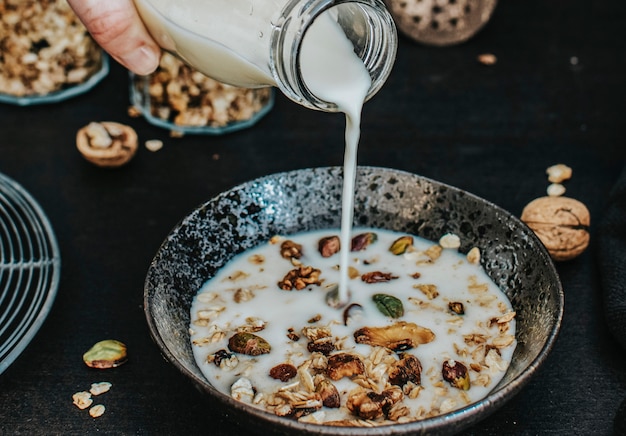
left=190, top=229, right=517, bottom=425
left=0, top=0, right=108, bottom=105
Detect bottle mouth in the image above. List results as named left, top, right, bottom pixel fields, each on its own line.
left=271, top=0, right=398, bottom=112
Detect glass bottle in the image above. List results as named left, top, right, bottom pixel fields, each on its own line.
left=132, top=0, right=397, bottom=112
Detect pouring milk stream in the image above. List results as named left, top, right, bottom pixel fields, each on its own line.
left=299, top=13, right=371, bottom=305
left=133, top=0, right=397, bottom=305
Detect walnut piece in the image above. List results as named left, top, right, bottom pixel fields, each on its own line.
left=388, top=354, right=422, bottom=388
left=346, top=387, right=403, bottom=420
left=278, top=266, right=321, bottom=290
left=326, top=353, right=365, bottom=381
left=76, top=122, right=138, bottom=168
left=280, top=240, right=303, bottom=259
left=521, top=196, right=590, bottom=261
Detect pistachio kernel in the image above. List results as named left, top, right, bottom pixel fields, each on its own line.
left=351, top=232, right=377, bottom=252
left=318, top=235, right=341, bottom=258
left=389, top=236, right=414, bottom=255
left=373, top=293, right=404, bottom=318
left=228, top=332, right=271, bottom=356
left=442, top=359, right=471, bottom=390
left=83, top=340, right=128, bottom=369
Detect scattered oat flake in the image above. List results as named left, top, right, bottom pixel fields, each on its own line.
left=439, top=233, right=461, bottom=249
left=89, top=404, right=106, bottom=418
left=72, top=391, right=93, bottom=410
left=90, top=382, right=112, bottom=396
left=547, top=183, right=566, bottom=197
left=546, top=164, right=572, bottom=183
left=477, top=53, right=497, bottom=65
left=145, top=139, right=164, bottom=152
left=466, top=247, right=481, bottom=264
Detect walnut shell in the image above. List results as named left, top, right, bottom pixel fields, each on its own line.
left=521, top=196, right=590, bottom=261
left=76, top=122, right=138, bottom=168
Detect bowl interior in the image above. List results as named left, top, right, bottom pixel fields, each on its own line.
left=145, top=166, right=563, bottom=435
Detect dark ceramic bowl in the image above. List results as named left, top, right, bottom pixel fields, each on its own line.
left=144, top=166, right=563, bottom=435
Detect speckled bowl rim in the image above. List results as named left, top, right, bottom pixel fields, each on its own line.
left=144, top=166, right=563, bottom=435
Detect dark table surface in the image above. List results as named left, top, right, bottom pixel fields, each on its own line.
left=1, top=0, right=625, bottom=434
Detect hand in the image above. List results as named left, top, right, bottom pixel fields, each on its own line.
left=67, top=0, right=160, bottom=75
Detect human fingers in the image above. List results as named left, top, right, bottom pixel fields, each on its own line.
left=67, top=0, right=160, bottom=75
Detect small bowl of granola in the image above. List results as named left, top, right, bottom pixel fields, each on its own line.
left=144, top=166, right=563, bottom=435
left=129, top=52, right=274, bottom=136
left=0, top=0, right=109, bottom=106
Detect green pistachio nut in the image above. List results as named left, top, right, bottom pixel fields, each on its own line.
left=372, top=293, right=404, bottom=318
left=83, top=339, right=128, bottom=369
left=389, top=236, right=414, bottom=255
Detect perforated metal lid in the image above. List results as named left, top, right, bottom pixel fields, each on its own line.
left=0, top=172, right=61, bottom=375
left=385, top=0, right=498, bottom=46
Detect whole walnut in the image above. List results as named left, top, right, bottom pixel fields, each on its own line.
left=521, top=196, right=590, bottom=261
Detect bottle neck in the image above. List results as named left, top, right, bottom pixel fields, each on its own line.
left=270, top=0, right=397, bottom=112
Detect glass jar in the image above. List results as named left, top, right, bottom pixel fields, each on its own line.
left=0, top=0, right=108, bottom=106
left=129, top=52, right=274, bottom=135
left=132, top=0, right=397, bottom=112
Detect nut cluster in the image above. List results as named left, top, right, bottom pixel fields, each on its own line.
left=0, top=0, right=103, bottom=97
left=133, top=52, right=272, bottom=132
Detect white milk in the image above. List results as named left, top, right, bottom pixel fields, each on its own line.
left=190, top=228, right=517, bottom=423
left=299, top=12, right=372, bottom=305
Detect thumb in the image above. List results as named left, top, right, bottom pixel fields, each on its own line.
left=67, top=0, right=160, bottom=75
